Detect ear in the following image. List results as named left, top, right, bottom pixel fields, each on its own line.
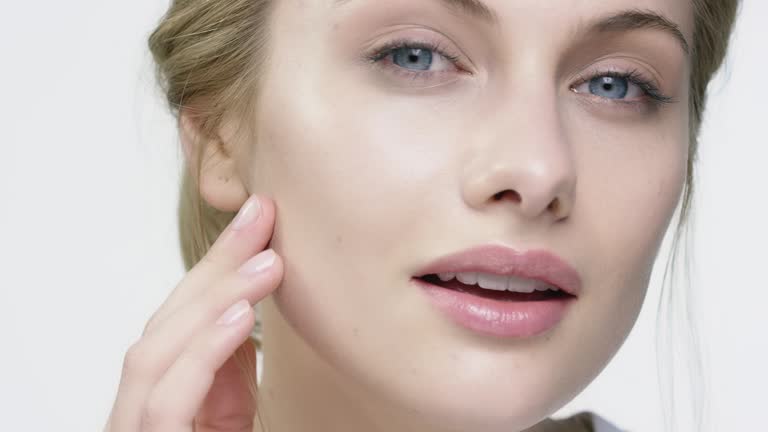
left=179, top=109, right=250, bottom=213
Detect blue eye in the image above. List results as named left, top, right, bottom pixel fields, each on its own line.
left=392, top=47, right=434, bottom=71
left=366, top=40, right=462, bottom=79
left=588, top=76, right=629, bottom=99
left=572, top=70, right=674, bottom=106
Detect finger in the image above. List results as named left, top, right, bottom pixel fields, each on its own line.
left=109, top=251, right=281, bottom=432
left=145, top=193, right=277, bottom=334
left=194, top=339, right=258, bottom=432
left=139, top=299, right=256, bottom=432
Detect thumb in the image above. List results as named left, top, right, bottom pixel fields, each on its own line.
left=195, top=338, right=259, bottom=431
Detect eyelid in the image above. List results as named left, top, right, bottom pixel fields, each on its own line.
left=569, top=65, right=676, bottom=106
left=360, top=31, right=676, bottom=107
left=361, top=30, right=475, bottom=73
left=359, top=33, right=474, bottom=89
left=366, top=38, right=460, bottom=64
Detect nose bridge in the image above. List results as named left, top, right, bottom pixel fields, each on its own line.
left=461, top=79, right=577, bottom=221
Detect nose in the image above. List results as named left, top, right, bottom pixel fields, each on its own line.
left=461, top=94, right=577, bottom=222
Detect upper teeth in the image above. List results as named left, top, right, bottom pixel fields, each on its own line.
left=437, top=272, right=559, bottom=293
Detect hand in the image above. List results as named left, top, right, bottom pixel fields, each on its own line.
left=104, top=194, right=282, bottom=431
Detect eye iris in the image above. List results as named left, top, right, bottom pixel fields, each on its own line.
left=392, top=47, right=433, bottom=71
left=588, top=76, right=629, bottom=99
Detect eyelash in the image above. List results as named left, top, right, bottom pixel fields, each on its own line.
left=365, top=39, right=674, bottom=105
left=571, top=68, right=675, bottom=106
left=364, top=38, right=468, bottom=80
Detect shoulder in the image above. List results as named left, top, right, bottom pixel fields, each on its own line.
left=588, top=411, right=625, bottom=432
left=534, top=411, right=625, bottom=432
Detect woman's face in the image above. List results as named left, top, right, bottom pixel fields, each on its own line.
left=239, top=0, right=692, bottom=429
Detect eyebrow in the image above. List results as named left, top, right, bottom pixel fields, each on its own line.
left=593, top=9, right=690, bottom=56
left=333, top=1, right=690, bottom=56
left=334, top=0, right=498, bottom=24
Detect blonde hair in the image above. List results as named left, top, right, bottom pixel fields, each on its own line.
left=147, top=1, right=740, bottom=430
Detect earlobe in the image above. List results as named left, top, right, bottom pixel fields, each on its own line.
left=179, top=109, right=250, bottom=213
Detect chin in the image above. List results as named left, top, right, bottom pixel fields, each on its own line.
left=330, top=311, right=595, bottom=432
left=373, top=368, right=580, bottom=432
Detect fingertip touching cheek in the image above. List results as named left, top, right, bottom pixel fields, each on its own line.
left=253, top=1, right=693, bottom=431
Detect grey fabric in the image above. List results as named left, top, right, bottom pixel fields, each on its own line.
left=533, top=411, right=624, bottom=432
left=590, top=412, right=624, bottom=432
left=533, top=411, right=595, bottom=432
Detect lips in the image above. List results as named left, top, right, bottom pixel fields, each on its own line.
left=411, top=244, right=581, bottom=338
left=412, top=244, right=582, bottom=297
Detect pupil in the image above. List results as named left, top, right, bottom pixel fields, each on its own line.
left=393, top=47, right=433, bottom=71
left=588, top=76, right=629, bottom=99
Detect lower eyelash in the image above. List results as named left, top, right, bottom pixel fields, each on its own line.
left=576, top=69, right=675, bottom=105
left=364, top=38, right=462, bottom=67
left=362, top=39, right=470, bottom=85
left=364, top=42, right=674, bottom=107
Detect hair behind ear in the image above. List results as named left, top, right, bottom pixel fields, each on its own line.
left=178, top=163, right=234, bottom=271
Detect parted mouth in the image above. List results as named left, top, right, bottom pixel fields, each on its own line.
left=412, top=244, right=582, bottom=297
left=414, top=273, right=574, bottom=302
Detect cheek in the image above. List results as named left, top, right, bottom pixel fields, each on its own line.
left=578, top=110, right=688, bottom=274
left=254, top=56, right=471, bottom=266
left=558, top=103, right=689, bottom=372
left=251, top=77, right=459, bottom=356
left=256, top=87, right=444, bottom=255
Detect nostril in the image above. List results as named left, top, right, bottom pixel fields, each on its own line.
left=548, top=198, right=560, bottom=213
left=493, top=190, right=521, bottom=202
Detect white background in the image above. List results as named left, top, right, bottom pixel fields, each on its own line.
left=1, top=1, right=765, bottom=431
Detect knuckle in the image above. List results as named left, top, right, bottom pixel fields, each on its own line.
left=200, top=253, right=217, bottom=268
left=142, top=313, right=161, bottom=337
left=200, top=244, right=225, bottom=268
left=122, top=341, right=151, bottom=381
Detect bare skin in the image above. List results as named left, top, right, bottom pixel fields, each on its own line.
left=104, top=195, right=282, bottom=432
left=107, top=0, right=694, bottom=431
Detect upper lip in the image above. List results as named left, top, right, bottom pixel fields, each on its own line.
left=412, top=243, right=582, bottom=296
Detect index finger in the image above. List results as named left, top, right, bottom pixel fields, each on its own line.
left=146, top=194, right=277, bottom=333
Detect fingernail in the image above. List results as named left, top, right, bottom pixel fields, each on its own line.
left=238, top=249, right=276, bottom=276
left=217, top=299, right=251, bottom=326
left=231, top=195, right=262, bottom=231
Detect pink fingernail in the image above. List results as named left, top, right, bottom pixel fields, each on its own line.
left=238, top=249, right=276, bottom=276
left=217, top=299, right=251, bottom=326
left=231, top=195, right=262, bottom=231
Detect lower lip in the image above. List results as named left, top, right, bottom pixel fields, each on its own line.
left=412, top=278, right=576, bottom=338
